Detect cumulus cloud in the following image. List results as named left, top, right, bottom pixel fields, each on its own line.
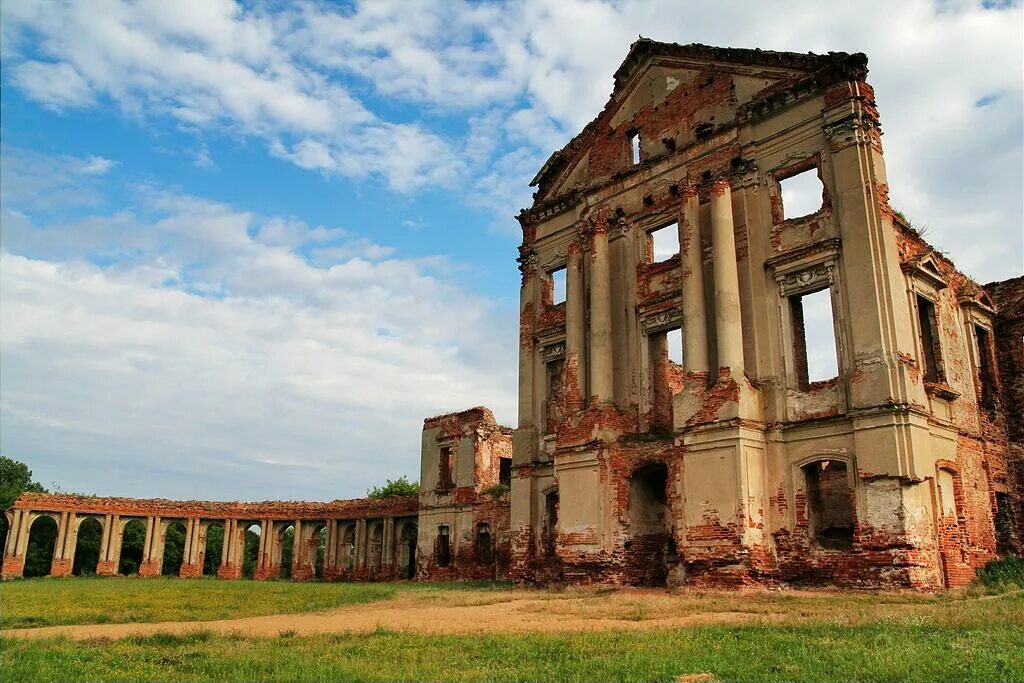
left=0, top=151, right=517, bottom=499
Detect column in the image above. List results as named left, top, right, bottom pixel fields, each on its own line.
left=2, top=510, right=25, bottom=579
left=680, top=184, right=709, bottom=380
left=565, top=240, right=586, bottom=413
left=180, top=518, right=201, bottom=578
left=710, top=179, right=745, bottom=377
left=355, top=519, right=367, bottom=571
left=589, top=222, right=614, bottom=404
left=61, top=512, right=78, bottom=573
left=254, top=519, right=272, bottom=580
left=325, top=520, right=337, bottom=579
left=98, top=514, right=120, bottom=576
left=50, top=512, right=72, bottom=576
left=383, top=517, right=395, bottom=572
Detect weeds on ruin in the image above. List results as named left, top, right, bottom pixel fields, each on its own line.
left=972, top=556, right=1024, bottom=594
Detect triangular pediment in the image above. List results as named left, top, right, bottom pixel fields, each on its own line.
left=529, top=40, right=863, bottom=205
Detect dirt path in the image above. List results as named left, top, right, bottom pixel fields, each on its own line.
left=3, top=591, right=774, bottom=641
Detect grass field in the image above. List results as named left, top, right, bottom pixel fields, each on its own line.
left=2, top=576, right=1023, bottom=682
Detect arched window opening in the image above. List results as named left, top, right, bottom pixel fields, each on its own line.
left=203, top=523, right=225, bottom=577
left=118, top=519, right=147, bottom=575
left=242, top=523, right=261, bottom=579
left=399, top=522, right=418, bottom=580
left=803, top=460, right=854, bottom=549
left=476, top=523, right=493, bottom=565
left=162, top=521, right=187, bottom=576
left=73, top=517, right=104, bottom=576
left=368, top=522, right=384, bottom=573
left=437, top=525, right=451, bottom=568
left=24, top=515, right=58, bottom=578
left=338, top=523, right=356, bottom=571
left=628, top=463, right=672, bottom=586
left=543, top=490, right=559, bottom=559
left=312, top=524, right=327, bottom=580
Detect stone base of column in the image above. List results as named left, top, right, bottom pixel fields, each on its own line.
left=291, top=565, right=315, bottom=581
left=178, top=562, right=202, bottom=578
left=1, top=557, right=25, bottom=579
left=49, top=558, right=73, bottom=577
left=217, top=563, right=242, bottom=579
left=253, top=565, right=278, bottom=580
left=138, top=560, right=162, bottom=577
left=96, top=560, right=117, bottom=576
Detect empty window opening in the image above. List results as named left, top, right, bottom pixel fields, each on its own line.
left=666, top=328, right=683, bottom=365
left=399, top=522, right=417, bottom=579
left=937, top=468, right=957, bottom=518
left=916, top=295, right=943, bottom=383
left=779, top=168, right=824, bottom=220
left=628, top=463, right=672, bottom=587
left=790, top=288, right=839, bottom=387
left=438, top=445, right=454, bottom=491
left=476, top=523, right=493, bottom=565
left=648, top=223, right=679, bottom=263
left=543, top=490, right=559, bottom=558
left=549, top=267, right=566, bottom=305
left=975, top=324, right=996, bottom=409
left=499, top=457, right=512, bottom=487
left=803, top=460, right=854, bottom=550
left=437, top=526, right=451, bottom=567
left=278, top=524, right=294, bottom=579
left=630, top=131, right=641, bottom=165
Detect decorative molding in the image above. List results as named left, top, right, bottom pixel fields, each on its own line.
left=541, top=341, right=566, bottom=361
left=777, top=263, right=835, bottom=297
left=822, top=113, right=877, bottom=148
left=901, top=252, right=948, bottom=291
left=639, top=308, right=683, bottom=334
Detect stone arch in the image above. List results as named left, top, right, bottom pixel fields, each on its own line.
left=397, top=521, right=417, bottom=580
left=202, top=521, right=225, bottom=577
left=24, top=513, right=59, bottom=578
left=627, top=462, right=673, bottom=586
left=117, top=518, right=147, bottom=575
left=241, top=522, right=262, bottom=579
left=0, top=511, right=11, bottom=560
left=338, top=522, right=357, bottom=573
left=161, top=520, right=188, bottom=576
left=799, top=456, right=855, bottom=549
left=276, top=523, right=295, bottom=579
left=72, top=517, right=105, bottom=576
left=367, top=521, right=384, bottom=573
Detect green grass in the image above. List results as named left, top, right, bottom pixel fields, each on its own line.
left=0, top=577, right=395, bottom=628
left=973, top=556, right=1024, bottom=593
left=2, top=617, right=1022, bottom=683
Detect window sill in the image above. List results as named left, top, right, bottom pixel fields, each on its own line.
left=925, top=381, right=960, bottom=402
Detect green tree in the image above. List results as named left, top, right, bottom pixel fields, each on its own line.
left=203, top=524, right=224, bottom=576
left=1, top=456, right=46, bottom=511
left=280, top=527, right=294, bottom=579
left=117, top=520, right=146, bottom=575
left=72, top=518, right=104, bottom=575
left=161, top=522, right=187, bottom=576
left=367, top=476, right=419, bottom=499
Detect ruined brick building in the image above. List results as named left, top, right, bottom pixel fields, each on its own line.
left=3, top=40, right=1022, bottom=590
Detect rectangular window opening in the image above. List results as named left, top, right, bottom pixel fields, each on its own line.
left=550, top=267, right=566, bottom=305
left=666, top=327, right=683, bottom=365
left=630, top=131, right=641, bottom=165
left=648, top=223, right=679, bottom=263
left=779, top=167, right=824, bottom=220
left=437, top=526, right=451, bottom=567
left=975, top=324, right=996, bottom=408
left=438, top=446, right=454, bottom=491
left=916, top=295, right=942, bottom=383
left=790, top=288, right=839, bottom=387
left=498, top=457, right=512, bottom=486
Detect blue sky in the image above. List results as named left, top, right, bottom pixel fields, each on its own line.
left=1, top=0, right=1021, bottom=502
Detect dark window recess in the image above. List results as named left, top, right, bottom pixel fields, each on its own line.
left=916, top=295, right=943, bottom=383
left=437, top=526, right=451, bottom=567
left=499, top=457, right=512, bottom=486
left=438, top=446, right=454, bottom=491
left=790, top=288, right=839, bottom=388
left=543, top=490, right=559, bottom=558
left=975, top=325, right=997, bottom=410
left=803, top=460, right=854, bottom=549
left=476, top=523, right=493, bottom=565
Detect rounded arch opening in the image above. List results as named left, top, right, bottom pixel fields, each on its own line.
left=0, top=514, right=10, bottom=559
left=278, top=524, right=295, bottom=579
left=367, top=522, right=384, bottom=573
left=118, top=519, right=147, bottom=575
left=24, top=515, right=58, bottom=578
left=338, top=523, right=357, bottom=573
left=73, top=517, right=104, bottom=576
left=801, top=459, right=854, bottom=550
left=398, top=521, right=417, bottom=580
left=242, top=523, right=261, bottom=579
left=202, top=523, right=225, bottom=577
left=162, top=521, right=188, bottom=576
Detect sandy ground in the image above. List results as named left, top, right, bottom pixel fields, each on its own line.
left=3, top=589, right=785, bottom=641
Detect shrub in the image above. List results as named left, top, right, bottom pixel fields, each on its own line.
left=367, top=476, right=419, bottom=499
left=973, top=556, right=1024, bottom=591
left=482, top=483, right=510, bottom=497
